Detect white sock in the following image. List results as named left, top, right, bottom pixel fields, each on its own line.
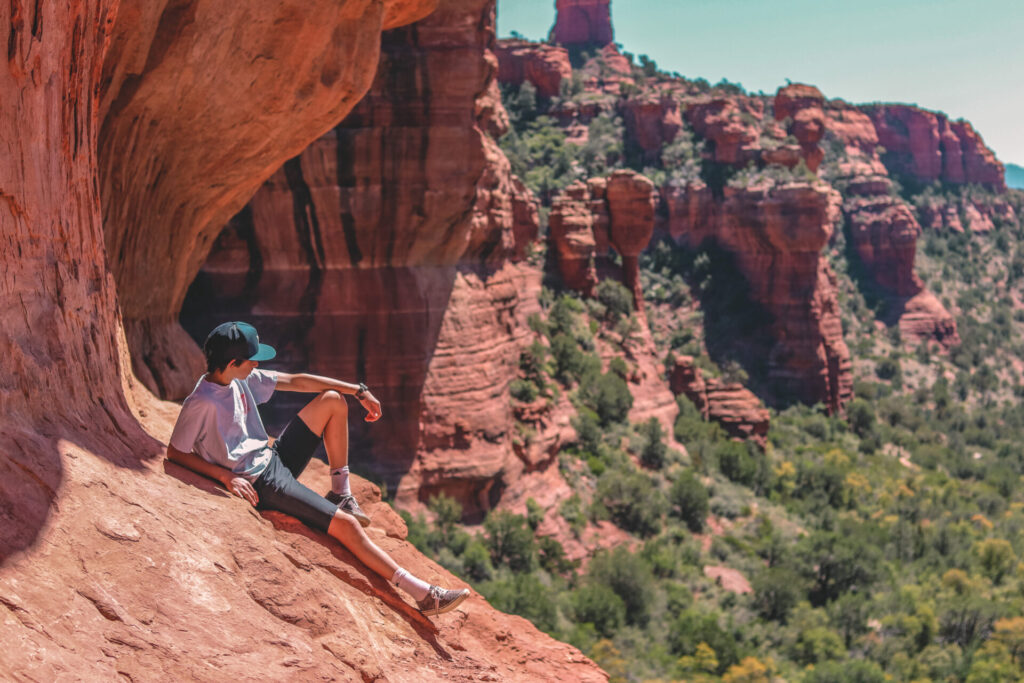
left=391, top=567, right=431, bottom=601
left=331, top=466, right=351, bottom=496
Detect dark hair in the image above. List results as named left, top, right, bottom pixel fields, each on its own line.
left=205, top=352, right=245, bottom=374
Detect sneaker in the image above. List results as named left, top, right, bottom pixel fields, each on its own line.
left=416, top=585, right=470, bottom=617
left=326, top=491, right=371, bottom=528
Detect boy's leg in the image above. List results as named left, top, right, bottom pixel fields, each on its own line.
left=291, top=390, right=370, bottom=526
left=329, top=509, right=470, bottom=615
left=295, top=390, right=349, bottom=471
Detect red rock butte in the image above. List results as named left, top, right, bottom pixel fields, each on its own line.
left=550, top=0, right=614, bottom=46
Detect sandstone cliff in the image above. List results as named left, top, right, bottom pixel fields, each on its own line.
left=823, top=101, right=960, bottom=346
left=183, top=0, right=550, bottom=518
left=1, top=2, right=603, bottom=679
left=664, top=180, right=853, bottom=412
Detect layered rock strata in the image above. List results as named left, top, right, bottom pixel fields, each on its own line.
left=773, top=84, right=826, bottom=173
left=824, top=103, right=960, bottom=347
left=495, top=39, right=572, bottom=98
left=2, top=1, right=604, bottom=678
left=185, top=0, right=544, bottom=516
left=99, top=0, right=439, bottom=400
left=863, top=104, right=1005, bottom=190
left=550, top=170, right=657, bottom=309
left=665, top=181, right=853, bottom=412
left=669, top=357, right=770, bottom=446
left=550, top=0, right=614, bottom=47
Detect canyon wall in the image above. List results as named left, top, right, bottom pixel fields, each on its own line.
left=664, top=181, right=853, bottom=412
left=2, top=2, right=604, bottom=679
left=100, top=0, right=438, bottom=400
left=184, top=0, right=545, bottom=516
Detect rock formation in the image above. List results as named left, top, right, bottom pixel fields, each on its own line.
left=183, top=0, right=548, bottom=517
left=621, top=95, right=683, bottom=163
left=496, top=39, right=572, bottom=98
left=605, top=170, right=657, bottom=309
left=824, top=104, right=960, bottom=347
left=549, top=0, right=613, bottom=47
left=665, top=180, right=853, bottom=412
left=1, top=2, right=604, bottom=678
left=99, top=0, right=439, bottom=400
left=550, top=181, right=601, bottom=295
left=773, top=84, right=826, bottom=172
left=669, top=357, right=770, bottom=446
left=863, top=104, right=1005, bottom=190
left=549, top=170, right=657, bottom=311
left=683, top=97, right=762, bottom=166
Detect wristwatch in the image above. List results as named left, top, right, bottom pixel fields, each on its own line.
left=354, top=382, right=369, bottom=400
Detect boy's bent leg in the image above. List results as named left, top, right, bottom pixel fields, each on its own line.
left=296, top=390, right=349, bottom=470
left=294, top=390, right=370, bottom=527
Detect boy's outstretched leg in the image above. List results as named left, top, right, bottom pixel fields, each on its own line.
left=297, top=390, right=371, bottom=527
left=328, top=509, right=469, bottom=616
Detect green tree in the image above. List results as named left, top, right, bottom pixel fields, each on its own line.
left=483, top=510, right=536, bottom=572
left=669, top=470, right=709, bottom=532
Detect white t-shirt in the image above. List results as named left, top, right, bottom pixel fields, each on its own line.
left=169, top=369, right=279, bottom=481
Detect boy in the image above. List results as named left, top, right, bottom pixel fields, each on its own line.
left=166, top=321, right=469, bottom=616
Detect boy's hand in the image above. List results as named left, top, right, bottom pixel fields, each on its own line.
left=225, top=475, right=259, bottom=506
left=360, top=392, right=383, bottom=422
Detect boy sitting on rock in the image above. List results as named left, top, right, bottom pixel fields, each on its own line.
left=166, top=321, right=469, bottom=617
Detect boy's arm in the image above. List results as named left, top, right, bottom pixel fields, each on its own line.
left=274, top=372, right=382, bottom=422
left=165, top=444, right=259, bottom=506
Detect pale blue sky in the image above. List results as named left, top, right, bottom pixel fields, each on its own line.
left=498, top=0, right=1024, bottom=166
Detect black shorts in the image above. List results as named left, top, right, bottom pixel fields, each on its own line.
left=253, top=416, right=338, bottom=532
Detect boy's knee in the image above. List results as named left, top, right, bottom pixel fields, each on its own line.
left=320, top=390, right=347, bottom=413
left=330, top=509, right=361, bottom=537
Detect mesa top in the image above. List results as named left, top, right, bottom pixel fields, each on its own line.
left=169, top=369, right=279, bottom=481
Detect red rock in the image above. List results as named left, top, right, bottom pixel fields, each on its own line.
left=844, top=187, right=924, bottom=297
left=864, top=104, right=1005, bottom=190
left=550, top=181, right=600, bottom=295
left=704, top=565, right=753, bottom=594
left=1, top=2, right=605, bottom=678
left=550, top=0, right=613, bottom=46
left=840, top=177, right=959, bottom=347
left=620, top=95, right=683, bottom=157
left=578, top=43, right=634, bottom=95
left=669, top=357, right=770, bottom=446
left=950, top=120, right=1006, bottom=189
left=773, top=84, right=826, bottom=172
left=898, top=291, right=960, bottom=347
left=186, top=0, right=548, bottom=519
left=665, top=182, right=853, bottom=412
left=684, top=97, right=761, bottom=166
left=495, top=39, right=573, bottom=98
left=100, top=0, right=439, bottom=400
left=606, top=170, right=657, bottom=308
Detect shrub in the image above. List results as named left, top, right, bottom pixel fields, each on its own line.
left=510, top=378, right=539, bottom=402
left=579, top=369, right=634, bottom=426
left=639, top=417, right=668, bottom=468
left=586, top=547, right=655, bottom=626
left=752, top=566, right=802, bottom=623
left=570, top=583, right=626, bottom=637
left=479, top=573, right=557, bottom=633
left=669, top=609, right=741, bottom=673
left=595, top=279, right=634, bottom=323
left=669, top=470, right=709, bottom=532
left=595, top=469, right=667, bottom=537
left=483, top=510, right=536, bottom=572
left=716, top=440, right=760, bottom=487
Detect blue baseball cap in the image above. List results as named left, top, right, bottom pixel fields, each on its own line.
left=204, top=321, right=276, bottom=364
